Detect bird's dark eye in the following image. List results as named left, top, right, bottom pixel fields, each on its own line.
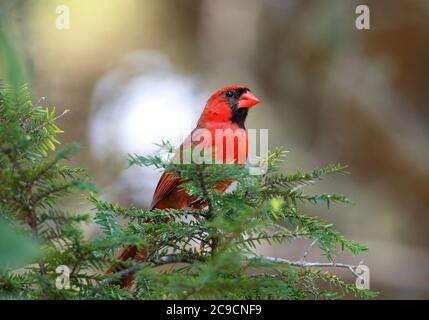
left=225, top=90, right=234, bottom=98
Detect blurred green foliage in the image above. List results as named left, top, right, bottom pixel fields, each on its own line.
left=0, top=217, right=40, bottom=271
left=0, top=1, right=26, bottom=88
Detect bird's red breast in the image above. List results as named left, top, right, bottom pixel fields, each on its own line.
left=151, top=85, right=260, bottom=210
left=107, top=86, right=260, bottom=286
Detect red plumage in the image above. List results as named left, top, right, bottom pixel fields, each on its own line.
left=107, top=85, right=260, bottom=287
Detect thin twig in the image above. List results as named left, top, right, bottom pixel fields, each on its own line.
left=247, top=255, right=360, bottom=277
left=31, top=183, right=74, bottom=205
left=299, top=239, right=319, bottom=295
left=236, top=233, right=304, bottom=246
left=29, top=109, right=69, bottom=134
left=98, top=254, right=204, bottom=288
left=301, top=239, right=318, bottom=263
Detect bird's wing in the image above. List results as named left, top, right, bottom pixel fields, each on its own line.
left=149, top=131, right=197, bottom=209
left=149, top=171, right=182, bottom=209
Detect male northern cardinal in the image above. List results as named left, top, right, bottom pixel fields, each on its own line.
left=107, top=85, right=260, bottom=287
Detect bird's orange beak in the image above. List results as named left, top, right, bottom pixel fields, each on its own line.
left=238, top=91, right=260, bottom=109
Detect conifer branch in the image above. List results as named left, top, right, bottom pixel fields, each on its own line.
left=29, top=109, right=69, bottom=134
left=98, top=254, right=204, bottom=288
left=247, top=255, right=362, bottom=278
left=0, top=84, right=376, bottom=299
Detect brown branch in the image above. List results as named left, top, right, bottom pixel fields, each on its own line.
left=98, top=254, right=204, bottom=288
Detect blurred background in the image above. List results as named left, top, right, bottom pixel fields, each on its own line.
left=1, top=0, right=429, bottom=299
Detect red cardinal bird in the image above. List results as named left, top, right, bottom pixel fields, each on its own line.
left=107, top=85, right=260, bottom=287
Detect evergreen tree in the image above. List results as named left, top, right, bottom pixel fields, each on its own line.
left=0, top=84, right=377, bottom=299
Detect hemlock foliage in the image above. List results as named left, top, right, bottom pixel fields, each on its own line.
left=0, top=84, right=377, bottom=299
